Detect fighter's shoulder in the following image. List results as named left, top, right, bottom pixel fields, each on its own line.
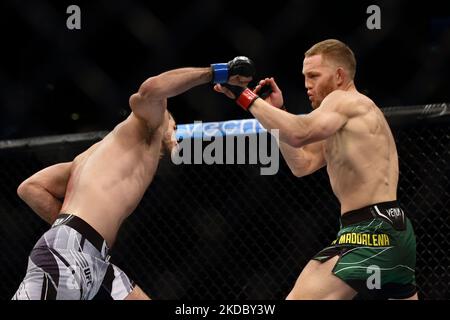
left=322, top=89, right=351, bottom=101
left=326, top=90, right=373, bottom=117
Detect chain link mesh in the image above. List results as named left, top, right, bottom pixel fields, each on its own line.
left=0, top=122, right=449, bottom=300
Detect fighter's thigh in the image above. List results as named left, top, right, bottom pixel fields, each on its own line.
left=286, top=256, right=357, bottom=300
left=13, top=253, right=82, bottom=300
left=124, top=284, right=151, bottom=300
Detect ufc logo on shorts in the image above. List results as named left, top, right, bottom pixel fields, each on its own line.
left=66, top=265, right=92, bottom=289
left=84, top=267, right=92, bottom=286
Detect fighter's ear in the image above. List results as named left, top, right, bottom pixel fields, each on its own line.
left=336, top=67, right=346, bottom=86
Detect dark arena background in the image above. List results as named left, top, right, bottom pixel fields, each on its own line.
left=1, top=0, right=449, bottom=303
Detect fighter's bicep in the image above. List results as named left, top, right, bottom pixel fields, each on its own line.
left=313, top=110, right=347, bottom=138
left=297, top=110, right=347, bottom=145
left=305, top=91, right=352, bottom=139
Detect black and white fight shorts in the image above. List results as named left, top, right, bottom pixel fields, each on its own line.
left=12, top=214, right=135, bottom=300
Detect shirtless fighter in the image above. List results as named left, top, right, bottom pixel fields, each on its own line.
left=12, top=56, right=253, bottom=300
left=215, top=39, right=418, bottom=300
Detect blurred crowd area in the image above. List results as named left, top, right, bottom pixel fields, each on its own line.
left=1, top=0, right=449, bottom=139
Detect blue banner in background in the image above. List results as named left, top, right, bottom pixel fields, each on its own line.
left=175, top=118, right=268, bottom=140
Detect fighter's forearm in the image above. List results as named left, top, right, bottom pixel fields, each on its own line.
left=18, top=183, right=62, bottom=224
left=278, top=142, right=312, bottom=177
left=139, top=67, right=213, bottom=100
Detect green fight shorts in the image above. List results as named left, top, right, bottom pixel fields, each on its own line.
left=313, top=200, right=417, bottom=299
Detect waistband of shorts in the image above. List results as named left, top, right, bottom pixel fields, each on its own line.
left=52, top=213, right=106, bottom=253
left=340, top=200, right=403, bottom=227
